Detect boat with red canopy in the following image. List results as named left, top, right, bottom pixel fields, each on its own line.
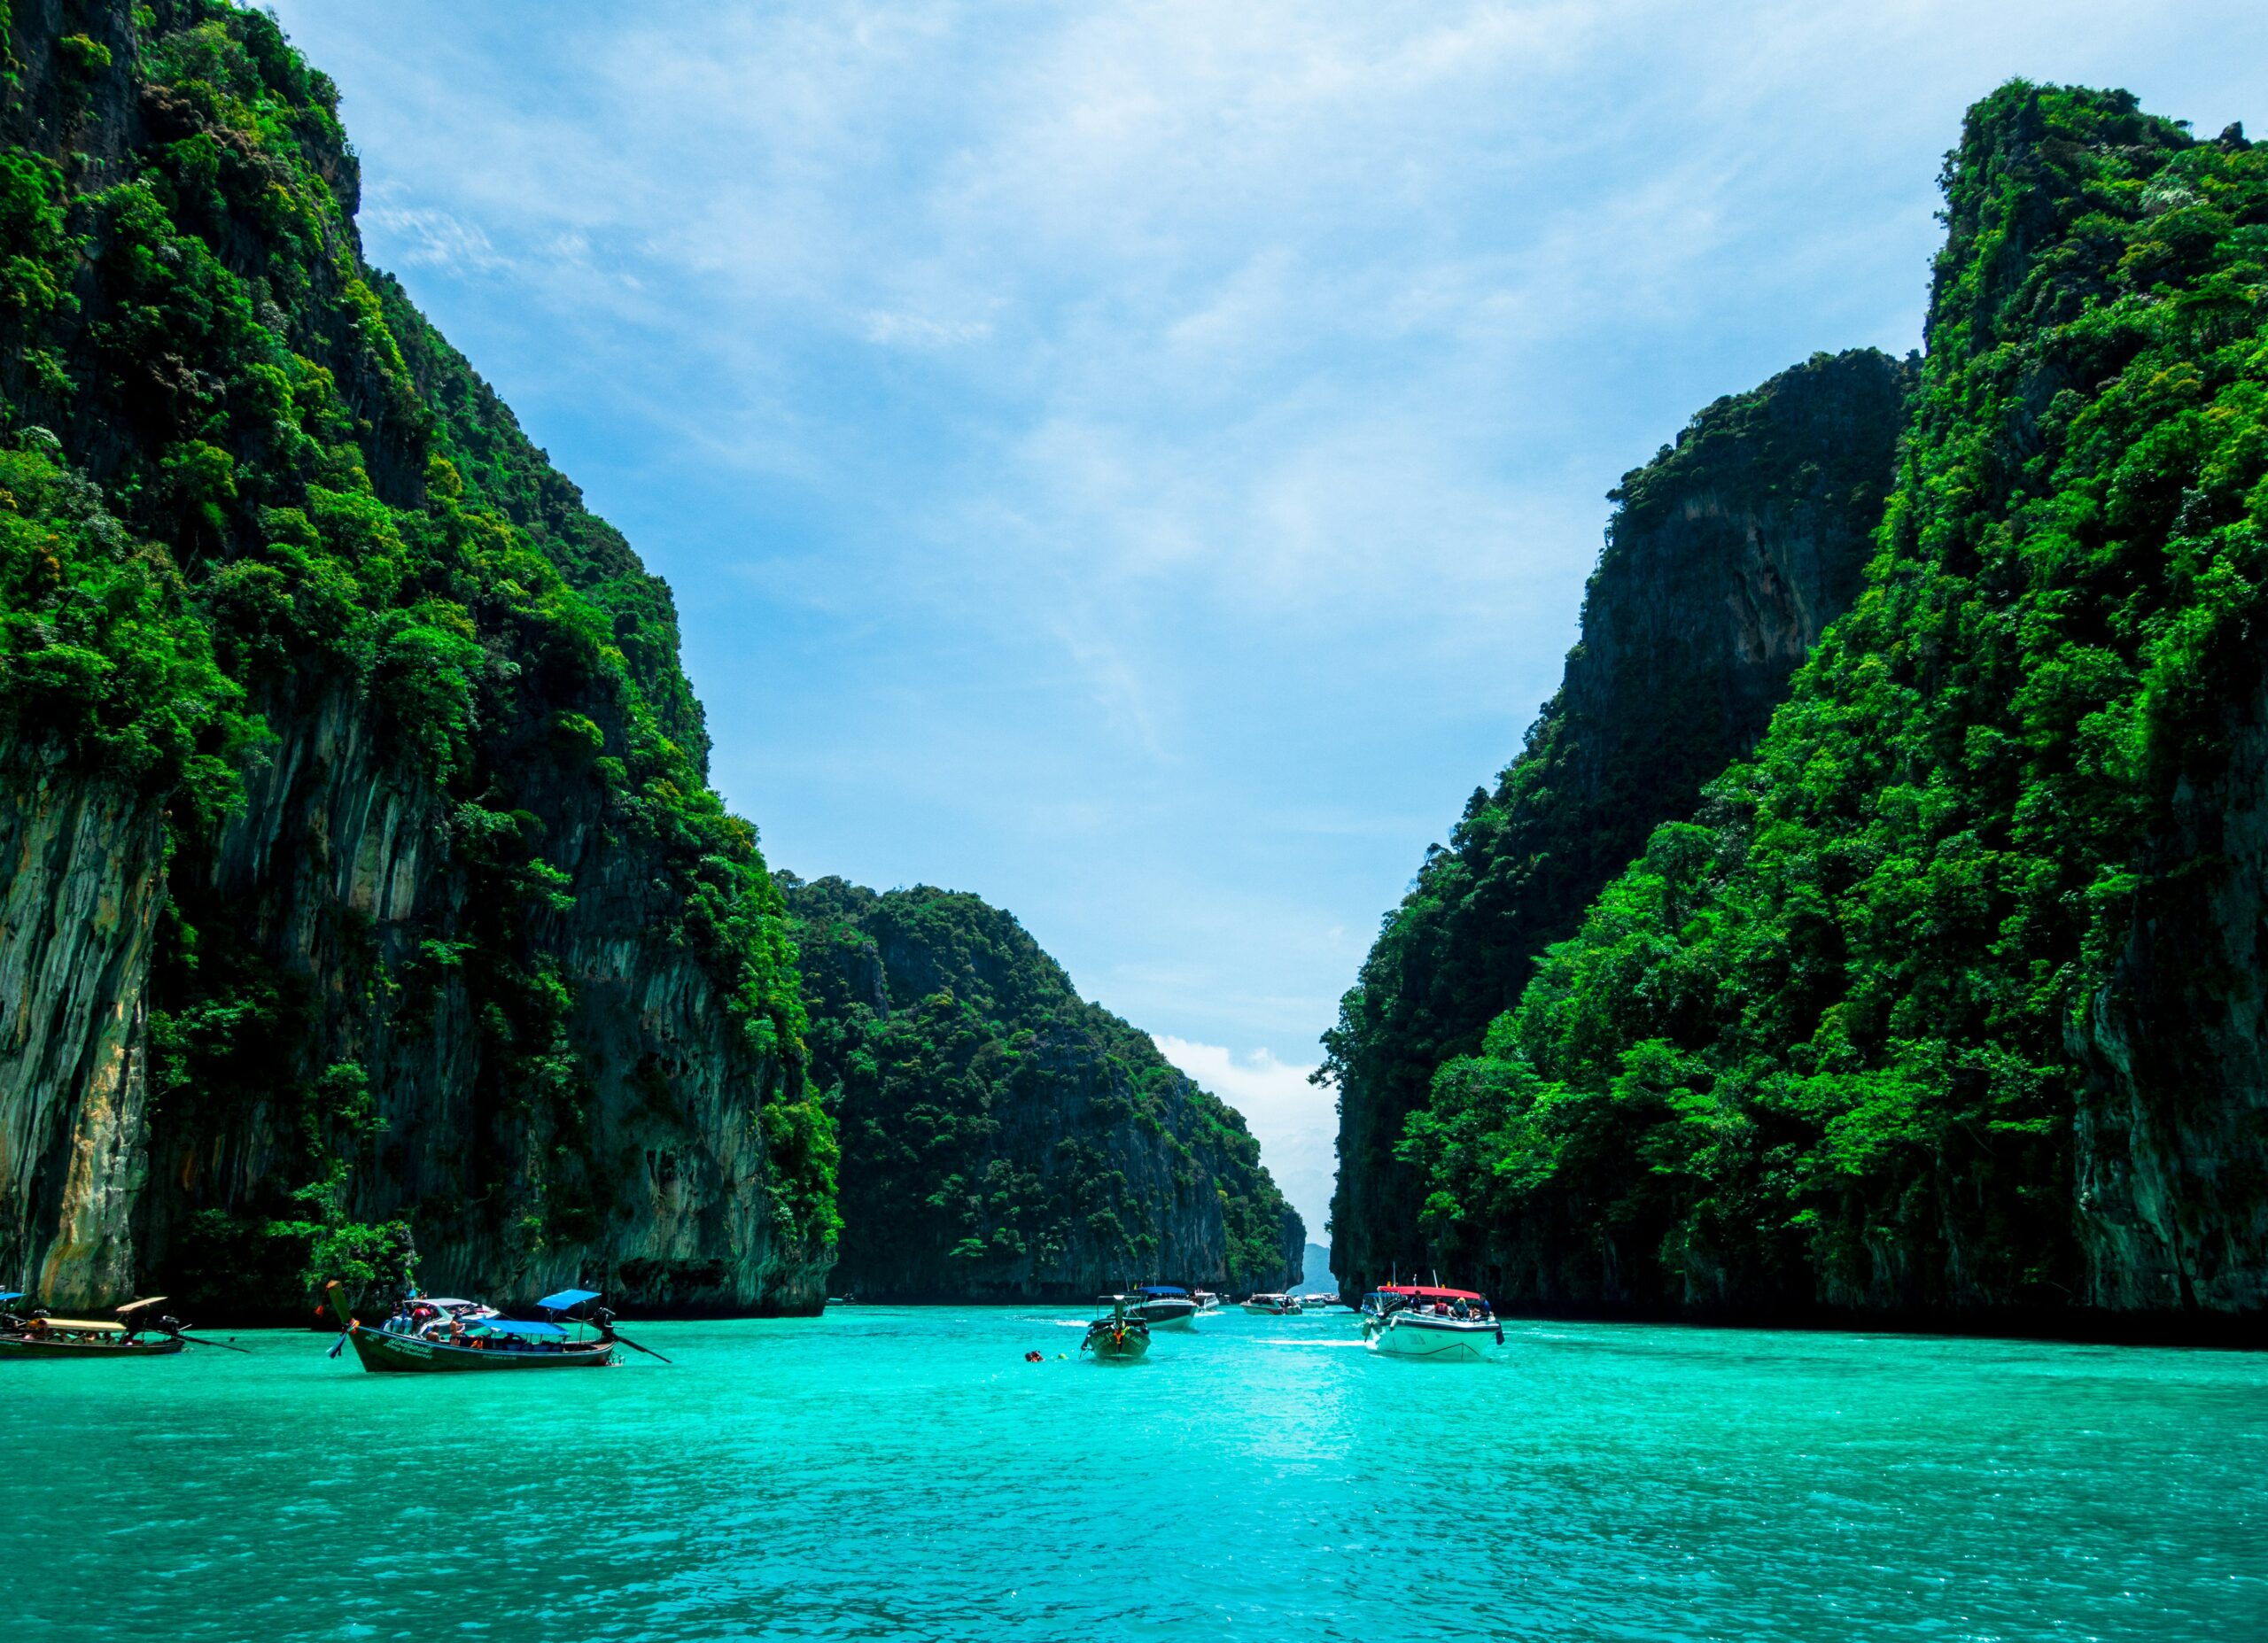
left=1359, top=1284, right=1503, bottom=1361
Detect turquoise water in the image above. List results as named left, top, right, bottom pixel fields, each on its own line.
left=4, top=1306, right=2264, bottom=1640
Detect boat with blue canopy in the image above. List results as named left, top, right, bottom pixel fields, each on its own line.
left=326, top=1283, right=620, bottom=1373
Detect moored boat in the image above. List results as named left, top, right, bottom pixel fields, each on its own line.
left=1359, top=1285, right=1502, bottom=1360
left=0, top=1294, right=226, bottom=1359
left=1080, top=1295, right=1151, bottom=1361
left=1239, top=1292, right=1302, bottom=1315
left=327, top=1283, right=619, bottom=1373
left=1129, top=1284, right=1200, bottom=1329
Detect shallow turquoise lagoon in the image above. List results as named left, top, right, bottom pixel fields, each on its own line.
left=5, top=1306, right=2264, bottom=1640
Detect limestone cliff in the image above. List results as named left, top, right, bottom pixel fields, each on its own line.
left=785, top=875, right=1303, bottom=1300
left=0, top=1, right=830, bottom=1315
left=1371, top=88, right=2268, bottom=1337
left=1325, top=348, right=1912, bottom=1303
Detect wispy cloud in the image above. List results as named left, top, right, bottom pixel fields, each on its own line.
left=270, top=0, right=2268, bottom=1207
left=1153, top=1036, right=1336, bottom=1241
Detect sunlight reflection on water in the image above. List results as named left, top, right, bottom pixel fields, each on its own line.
left=4, top=1306, right=2264, bottom=1640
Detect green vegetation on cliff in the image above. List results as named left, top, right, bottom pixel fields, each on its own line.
left=0, top=2, right=829, bottom=1306
left=1397, top=88, right=2268, bottom=1319
left=784, top=875, right=1301, bottom=1298
left=1325, top=348, right=1911, bottom=1297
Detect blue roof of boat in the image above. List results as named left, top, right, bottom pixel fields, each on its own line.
left=536, top=1288, right=602, bottom=1311
left=1137, top=1285, right=1187, bottom=1296
left=0, top=1292, right=21, bottom=1304
left=471, top=1320, right=568, bottom=1337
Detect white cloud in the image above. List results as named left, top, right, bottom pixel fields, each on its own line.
left=269, top=0, right=2268, bottom=1190
left=1153, top=1035, right=1336, bottom=1245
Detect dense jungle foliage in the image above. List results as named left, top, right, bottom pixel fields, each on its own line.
left=784, top=875, right=1300, bottom=1297
left=1398, top=87, right=2268, bottom=1315
left=0, top=1, right=827, bottom=1301
left=1324, top=348, right=1910, bottom=1292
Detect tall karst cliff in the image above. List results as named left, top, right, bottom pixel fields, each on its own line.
left=784, top=875, right=1304, bottom=1299
left=0, top=1, right=834, bottom=1316
left=1385, top=86, right=2268, bottom=1335
left=1326, top=348, right=1913, bottom=1302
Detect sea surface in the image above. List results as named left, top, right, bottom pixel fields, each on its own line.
left=5, top=1306, right=2264, bottom=1640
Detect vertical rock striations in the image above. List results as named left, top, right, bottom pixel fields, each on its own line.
left=784, top=875, right=1303, bottom=1299
left=1325, top=349, right=1911, bottom=1302
left=1384, top=88, right=2268, bottom=1337
left=0, top=1, right=830, bottom=1314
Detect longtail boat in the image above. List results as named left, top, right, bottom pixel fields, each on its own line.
left=0, top=1294, right=212, bottom=1359
left=1080, top=1295, right=1151, bottom=1361
left=327, top=1282, right=618, bottom=1373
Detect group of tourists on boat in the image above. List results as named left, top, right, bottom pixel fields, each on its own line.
left=1359, top=1283, right=1505, bottom=1360
left=0, top=1292, right=220, bottom=1358
left=330, top=1283, right=649, bottom=1373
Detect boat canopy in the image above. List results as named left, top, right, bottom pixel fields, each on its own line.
left=1371, top=1285, right=1485, bottom=1301
left=1137, top=1285, right=1187, bottom=1296
left=536, top=1288, right=602, bottom=1312
left=0, top=1292, right=22, bottom=1304
left=470, top=1320, right=567, bottom=1337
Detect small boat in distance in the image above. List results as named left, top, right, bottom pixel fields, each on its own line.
left=1130, top=1284, right=1200, bottom=1329
left=1081, top=1295, right=1152, bottom=1361
left=1360, top=1285, right=1503, bottom=1361
left=327, top=1283, right=618, bottom=1372
left=1192, top=1290, right=1224, bottom=1314
left=1240, top=1292, right=1303, bottom=1315
left=0, top=1294, right=235, bottom=1359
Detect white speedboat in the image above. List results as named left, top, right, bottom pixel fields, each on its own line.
left=1240, top=1292, right=1303, bottom=1315
left=1130, top=1285, right=1200, bottom=1329
left=1192, top=1290, right=1224, bottom=1314
left=1360, top=1285, right=1502, bottom=1360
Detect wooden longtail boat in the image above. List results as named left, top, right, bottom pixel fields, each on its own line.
left=1080, top=1295, right=1151, bottom=1361
left=0, top=1294, right=199, bottom=1359
left=326, top=1283, right=617, bottom=1373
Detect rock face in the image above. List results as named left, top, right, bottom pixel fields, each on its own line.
left=1325, top=349, right=1911, bottom=1302
left=785, top=875, right=1303, bottom=1300
left=1362, top=87, right=2268, bottom=1337
left=0, top=743, right=164, bottom=1305
left=0, top=1, right=828, bottom=1315
left=2072, top=674, right=2268, bottom=1314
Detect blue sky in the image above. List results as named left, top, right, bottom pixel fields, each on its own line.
left=267, top=1, right=2264, bottom=1244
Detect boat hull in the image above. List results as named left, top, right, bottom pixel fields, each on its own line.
left=1363, top=1315, right=1500, bottom=1361
left=1083, top=1327, right=1150, bottom=1361
left=1132, top=1299, right=1198, bottom=1329
left=345, top=1326, right=616, bottom=1373
left=0, top=1335, right=186, bottom=1360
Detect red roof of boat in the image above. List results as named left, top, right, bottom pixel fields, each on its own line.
left=1375, top=1284, right=1484, bottom=1300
